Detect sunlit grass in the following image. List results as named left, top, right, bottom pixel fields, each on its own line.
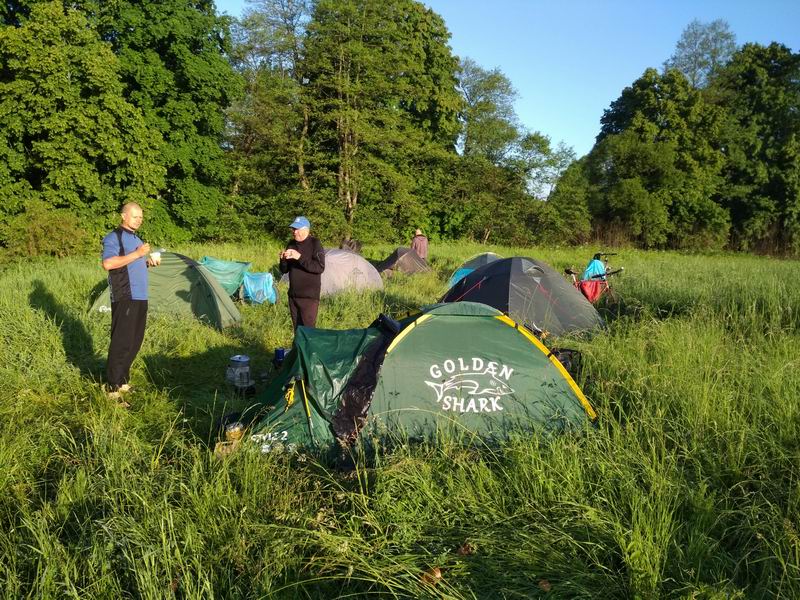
left=1, top=242, right=799, bottom=598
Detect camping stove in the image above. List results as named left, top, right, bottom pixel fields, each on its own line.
left=226, top=355, right=255, bottom=395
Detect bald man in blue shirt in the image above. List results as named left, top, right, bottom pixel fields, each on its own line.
left=101, top=202, right=159, bottom=402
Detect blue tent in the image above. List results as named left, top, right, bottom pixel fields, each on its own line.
left=198, top=256, right=251, bottom=296
left=198, top=256, right=278, bottom=305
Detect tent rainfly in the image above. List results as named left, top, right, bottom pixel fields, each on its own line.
left=247, top=302, right=596, bottom=452
left=376, top=247, right=430, bottom=275
left=440, top=256, right=604, bottom=337
left=90, top=252, right=241, bottom=329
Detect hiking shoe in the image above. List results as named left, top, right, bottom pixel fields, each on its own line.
left=119, top=384, right=133, bottom=393
left=107, top=390, right=130, bottom=408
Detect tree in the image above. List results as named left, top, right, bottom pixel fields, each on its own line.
left=2, top=0, right=242, bottom=239
left=223, top=0, right=315, bottom=237
left=229, top=0, right=312, bottom=193
left=543, top=158, right=592, bottom=245
left=590, top=68, right=729, bottom=248
left=0, top=1, right=164, bottom=245
left=457, top=58, right=520, bottom=162
left=97, top=0, right=243, bottom=238
left=302, top=0, right=462, bottom=238
left=711, top=43, right=800, bottom=253
left=456, top=58, right=570, bottom=196
left=664, top=19, right=737, bottom=89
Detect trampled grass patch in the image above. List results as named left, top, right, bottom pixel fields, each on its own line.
left=1, top=242, right=799, bottom=598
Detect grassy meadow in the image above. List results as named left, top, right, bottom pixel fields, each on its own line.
left=1, top=240, right=799, bottom=599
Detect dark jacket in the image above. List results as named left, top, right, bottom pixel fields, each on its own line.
left=279, top=236, right=325, bottom=299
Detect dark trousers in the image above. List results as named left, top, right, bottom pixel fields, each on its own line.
left=289, top=296, right=319, bottom=330
left=107, top=299, right=148, bottom=389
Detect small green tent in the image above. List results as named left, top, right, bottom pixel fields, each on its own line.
left=90, top=252, right=241, bottom=329
left=249, top=302, right=596, bottom=452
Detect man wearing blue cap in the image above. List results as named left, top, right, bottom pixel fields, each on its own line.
left=279, top=216, right=325, bottom=329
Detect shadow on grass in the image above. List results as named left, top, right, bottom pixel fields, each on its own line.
left=142, top=342, right=276, bottom=444
left=28, top=279, right=104, bottom=380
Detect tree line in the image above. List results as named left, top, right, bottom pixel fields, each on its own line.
left=1, top=2, right=798, bottom=256
left=554, top=22, right=800, bottom=254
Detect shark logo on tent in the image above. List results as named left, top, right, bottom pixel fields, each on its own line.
left=425, top=373, right=513, bottom=403
left=424, top=358, right=515, bottom=413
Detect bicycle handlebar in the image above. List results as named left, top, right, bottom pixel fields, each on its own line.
left=589, top=267, right=624, bottom=280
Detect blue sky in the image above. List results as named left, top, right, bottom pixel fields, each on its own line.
left=215, top=0, right=800, bottom=157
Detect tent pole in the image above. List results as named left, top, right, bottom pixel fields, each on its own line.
left=300, top=378, right=315, bottom=444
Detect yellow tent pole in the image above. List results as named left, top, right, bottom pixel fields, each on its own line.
left=495, top=315, right=598, bottom=421
left=299, top=378, right=315, bottom=443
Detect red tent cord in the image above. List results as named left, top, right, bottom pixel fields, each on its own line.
left=451, top=276, right=487, bottom=302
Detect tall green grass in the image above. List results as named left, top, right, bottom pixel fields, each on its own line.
left=1, top=243, right=799, bottom=598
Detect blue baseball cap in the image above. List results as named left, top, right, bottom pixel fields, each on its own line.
left=289, top=216, right=310, bottom=230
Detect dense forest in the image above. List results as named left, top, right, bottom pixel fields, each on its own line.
left=1, top=1, right=799, bottom=255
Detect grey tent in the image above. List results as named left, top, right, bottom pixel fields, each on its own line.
left=281, top=249, right=382, bottom=296
left=440, top=256, right=604, bottom=337
left=376, top=247, right=430, bottom=275
left=447, top=252, right=503, bottom=287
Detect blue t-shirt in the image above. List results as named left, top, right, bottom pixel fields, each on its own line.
left=102, top=228, right=148, bottom=301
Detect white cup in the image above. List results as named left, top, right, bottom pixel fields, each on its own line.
left=150, top=250, right=162, bottom=263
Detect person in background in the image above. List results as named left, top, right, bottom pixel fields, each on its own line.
left=279, top=216, right=325, bottom=330
left=101, top=202, right=160, bottom=405
left=410, top=227, right=428, bottom=261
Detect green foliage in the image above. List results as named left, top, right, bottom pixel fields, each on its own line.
left=227, top=0, right=571, bottom=245
left=2, top=4, right=796, bottom=256
left=302, top=0, right=463, bottom=235
left=0, top=200, right=93, bottom=259
left=1, top=0, right=240, bottom=243
left=577, top=33, right=798, bottom=255
left=226, top=1, right=572, bottom=246
left=457, top=57, right=520, bottom=162
left=710, top=43, right=800, bottom=254
left=586, top=68, right=729, bottom=248
left=227, top=0, right=311, bottom=224
left=226, top=0, right=465, bottom=241
left=86, top=0, right=244, bottom=239
left=2, top=244, right=800, bottom=596
left=0, top=1, right=164, bottom=241
left=544, top=159, right=593, bottom=244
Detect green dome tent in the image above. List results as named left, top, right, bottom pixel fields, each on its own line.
left=248, top=302, right=596, bottom=452
left=90, top=252, right=241, bottom=330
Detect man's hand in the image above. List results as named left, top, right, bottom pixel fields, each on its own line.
left=102, top=241, right=154, bottom=272
left=283, top=249, right=301, bottom=260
